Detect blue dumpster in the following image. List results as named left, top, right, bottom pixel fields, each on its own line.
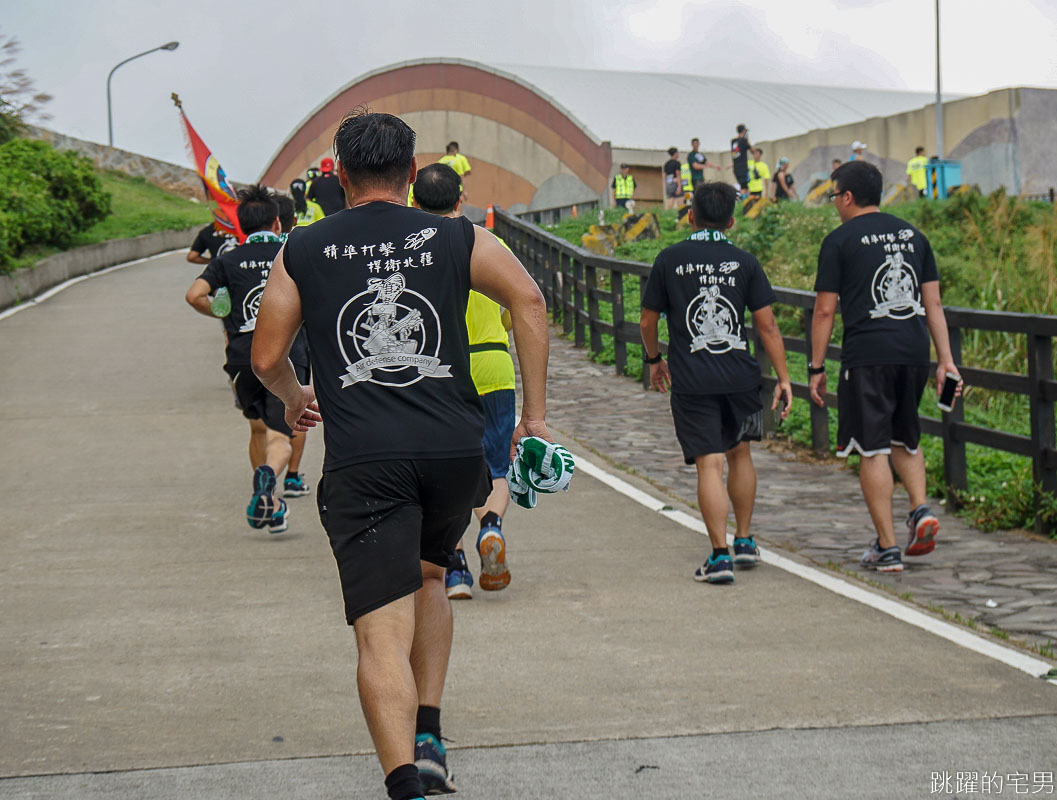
left=925, top=160, right=962, bottom=199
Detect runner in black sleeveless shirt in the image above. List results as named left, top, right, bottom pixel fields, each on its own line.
left=250, top=110, right=551, bottom=800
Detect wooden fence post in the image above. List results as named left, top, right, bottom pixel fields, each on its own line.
left=1027, top=332, right=1057, bottom=534
left=640, top=276, right=651, bottom=390
left=942, top=327, right=967, bottom=509
left=560, top=251, right=573, bottom=335
left=574, top=259, right=587, bottom=348
left=612, top=268, right=626, bottom=376
left=585, top=262, right=599, bottom=352
left=755, top=327, right=775, bottom=436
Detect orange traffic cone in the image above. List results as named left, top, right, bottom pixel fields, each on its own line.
left=485, top=204, right=495, bottom=230
left=571, top=204, right=578, bottom=218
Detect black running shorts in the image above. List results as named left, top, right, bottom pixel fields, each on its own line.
left=733, top=167, right=749, bottom=190
left=670, top=389, right=763, bottom=464
left=836, top=364, right=930, bottom=457
left=317, top=456, right=491, bottom=624
left=225, top=363, right=309, bottom=437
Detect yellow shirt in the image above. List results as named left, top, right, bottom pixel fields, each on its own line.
left=907, top=156, right=928, bottom=191
left=295, top=200, right=324, bottom=226
left=466, top=234, right=515, bottom=394
left=439, top=153, right=471, bottom=176
left=747, top=160, right=771, bottom=193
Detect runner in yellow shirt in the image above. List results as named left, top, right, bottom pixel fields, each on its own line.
left=289, top=179, right=324, bottom=226
left=747, top=147, right=772, bottom=198
left=438, top=141, right=471, bottom=201
left=413, top=162, right=515, bottom=599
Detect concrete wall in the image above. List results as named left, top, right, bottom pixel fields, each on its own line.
left=24, top=125, right=205, bottom=201
left=615, top=88, right=1057, bottom=201
left=0, top=229, right=197, bottom=311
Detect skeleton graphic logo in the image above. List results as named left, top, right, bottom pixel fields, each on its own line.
left=869, top=251, right=924, bottom=319
left=335, top=272, right=452, bottom=388
left=686, top=285, right=746, bottom=354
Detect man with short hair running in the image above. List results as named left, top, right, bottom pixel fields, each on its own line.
left=186, top=222, right=236, bottom=264
left=185, top=186, right=309, bottom=532
left=413, top=162, right=515, bottom=599
left=810, top=160, right=960, bottom=573
left=251, top=110, right=550, bottom=800
left=641, top=181, right=792, bottom=583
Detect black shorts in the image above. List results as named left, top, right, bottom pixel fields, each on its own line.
left=733, top=167, right=749, bottom=190
left=670, top=390, right=763, bottom=464
left=616, top=198, right=629, bottom=208
left=317, top=456, right=491, bottom=624
left=836, top=364, right=930, bottom=457
left=224, top=363, right=309, bottom=437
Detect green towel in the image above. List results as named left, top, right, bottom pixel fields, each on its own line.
left=507, top=437, right=575, bottom=509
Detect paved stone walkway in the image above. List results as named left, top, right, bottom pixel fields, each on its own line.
left=536, top=333, right=1057, bottom=650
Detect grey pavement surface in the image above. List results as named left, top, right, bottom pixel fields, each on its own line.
left=542, top=335, right=1057, bottom=650
left=2, top=252, right=1056, bottom=799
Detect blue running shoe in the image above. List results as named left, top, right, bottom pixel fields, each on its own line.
left=415, top=732, right=456, bottom=794
left=861, top=539, right=903, bottom=572
left=267, top=499, right=289, bottom=534
left=445, top=551, right=473, bottom=600
left=694, top=552, right=734, bottom=584
left=247, top=466, right=277, bottom=529
left=283, top=473, right=310, bottom=498
left=733, top=536, right=760, bottom=567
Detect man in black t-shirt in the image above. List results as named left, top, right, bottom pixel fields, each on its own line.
left=809, top=161, right=961, bottom=573
left=185, top=186, right=309, bottom=534
left=250, top=110, right=551, bottom=800
left=186, top=222, right=236, bottom=264
left=307, top=156, right=347, bottom=216
left=730, top=124, right=751, bottom=194
left=641, top=181, right=792, bottom=584
left=687, top=137, right=717, bottom=188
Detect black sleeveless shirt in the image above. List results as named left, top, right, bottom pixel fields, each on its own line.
left=283, top=203, right=485, bottom=471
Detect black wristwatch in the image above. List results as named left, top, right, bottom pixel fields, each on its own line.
left=645, top=352, right=663, bottom=365
left=807, top=362, right=826, bottom=376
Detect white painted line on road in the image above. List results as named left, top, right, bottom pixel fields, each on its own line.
left=574, top=453, right=1056, bottom=682
left=0, top=249, right=185, bottom=322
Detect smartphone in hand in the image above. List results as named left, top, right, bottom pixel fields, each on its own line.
left=938, top=372, right=962, bottom=412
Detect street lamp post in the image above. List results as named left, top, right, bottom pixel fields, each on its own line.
left=106, top=41, right=179, bottom=147
left=935, top=0, right=943, bottom=159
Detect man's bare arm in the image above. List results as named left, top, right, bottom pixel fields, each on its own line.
left=185, top=278, right=217, bottom=317
left=752, top=305, right=793, bottom=418
left=809, top=291, right=839, bottom=406
left=922, top=280, right=962, bottom=396
left=469, top=227, right=550, bottom=452
left=251, top=247, right=320, bottom=430
left=640, top=307, right=671, bottom=393
left=187, top=251, right=209, bottom=264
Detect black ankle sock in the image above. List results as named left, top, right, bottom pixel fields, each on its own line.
left=480, top=511, right=501, bottom=530
left=713, top=547, right=730, bottom=558
left=384, top=763, right=421, bottom=800
left=416, top=705, right=441, bottom=740
left=286, top=471, right=299, bottom=481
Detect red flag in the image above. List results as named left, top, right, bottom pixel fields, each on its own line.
left=174, top=97, right=243, bottom=241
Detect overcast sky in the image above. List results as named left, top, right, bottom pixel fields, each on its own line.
left=4, top=0, right=1057, bottom=180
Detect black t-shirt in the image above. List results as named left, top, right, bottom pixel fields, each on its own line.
left=813, top=212, right=939, bottom=368
left=283, top=203, right=485, bottom=471
left=687, top=151, right=707, bottom=185
left=730, top=137, right=750, bottom=173
left=775, top=171, right=794, bottom=200
left=307, top=174, right=346, bottom=216
left=198, top=236, right=309, bottom=367
left=191, top=224, right=236, bottom=259
left=642, top=229, right=777, bottom=394
left=663, top=158, right=681, bottom=177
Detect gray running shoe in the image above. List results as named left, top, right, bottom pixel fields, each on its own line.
left=860, top=539, right=903, bottom=572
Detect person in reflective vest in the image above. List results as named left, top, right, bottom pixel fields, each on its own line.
left=680, top=162, right=693, bottom=199
left=611, top=164, right=636, bottom=208
left=906, top=147, right=928, bottom=197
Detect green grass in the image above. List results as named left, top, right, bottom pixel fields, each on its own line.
left=6, top=170, right=211, bottom=272
left=537, top=193, right=1057, bottom=535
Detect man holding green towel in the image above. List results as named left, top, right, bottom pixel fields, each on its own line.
left=640, top=181, right=792, bottom=584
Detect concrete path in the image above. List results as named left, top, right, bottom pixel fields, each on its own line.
left=543, top=335, right=1057, bottom=650
left=1, top=252, right=1056, bottom=799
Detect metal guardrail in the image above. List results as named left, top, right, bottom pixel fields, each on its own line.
left=515, top=200, right=600, bottom=226
left=494, top=208, right=1057, bottom=533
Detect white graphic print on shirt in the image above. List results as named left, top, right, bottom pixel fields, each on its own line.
left=686, top=284, right=747, bottom=354
left=335, top=271, right=452, bottom=388
left=869, top=250, right=924, bottom=320
left=238, top=280, right=266, bottom=333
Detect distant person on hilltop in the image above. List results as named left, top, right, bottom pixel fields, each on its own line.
left=747, top=147, right=771, bottom=199
left=663, top=147, right=682, bottom=209
left=687, top=137, right=719, bottom=189
left=773, top=157, right=798, bottom=202
left=611, top=163, right=636, bottom=209
left=831, top=158, right=843, bottom=173
left=730, top=124, right=752, bottom=195
left=438, top=141, right=471, bottom=201
left=906, top=146, right=928, bottom=197
left=850, top=141, right=867, bottom=162
left=810, top=160, right=961, bottom=574
left=307, top=157, right=346, bottom=216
